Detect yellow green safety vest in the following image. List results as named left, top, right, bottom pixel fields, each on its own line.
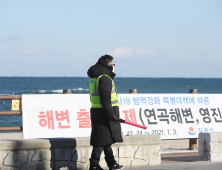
left=89, top=74, right=119, bottom=108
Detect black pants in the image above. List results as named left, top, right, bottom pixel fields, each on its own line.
left=90, top=145, right=116, bottom=167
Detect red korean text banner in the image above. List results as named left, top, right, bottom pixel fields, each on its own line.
left=22, top=94, right=222, bottom=139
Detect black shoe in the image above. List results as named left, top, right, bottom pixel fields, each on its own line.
left=89, top=164, right=104, bottom=170
left=109, top=163, right=124, bottom=170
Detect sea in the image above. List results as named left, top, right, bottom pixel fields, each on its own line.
left=0, top=77, right=222, bottom=132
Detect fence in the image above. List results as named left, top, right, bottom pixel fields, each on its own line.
left=0, top=95, right=22, bottom=131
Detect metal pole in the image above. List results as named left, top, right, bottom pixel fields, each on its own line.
left=190, top=89, right=197, bottom=94
left=129, top=89, right=138, bottom=94
left=63, top=89, right=72, bottom=94
left=189, top=89, right=198, bottom=150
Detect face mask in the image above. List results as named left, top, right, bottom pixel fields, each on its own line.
left=108, top=66, right=113, bottom=71
left=112, top=66, right=115, bottom=73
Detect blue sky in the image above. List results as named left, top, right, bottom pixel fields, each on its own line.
left=0, top=0, right=221, bottom=77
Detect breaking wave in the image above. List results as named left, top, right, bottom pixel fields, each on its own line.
left=34, top=88, right=89, bottom=94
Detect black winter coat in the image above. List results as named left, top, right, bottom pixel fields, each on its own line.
left=87, top=58, right=123, bottom=146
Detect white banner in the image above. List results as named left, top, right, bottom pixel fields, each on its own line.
left=22, top=94, right=222, bottom=139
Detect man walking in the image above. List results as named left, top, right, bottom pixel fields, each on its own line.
left=87, top=55, right=124, bottom=170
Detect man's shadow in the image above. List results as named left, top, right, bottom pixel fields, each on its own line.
left=48, top=138, right=78, bottom=170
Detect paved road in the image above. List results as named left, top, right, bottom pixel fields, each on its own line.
left=123, top=162, right=222, bottom=170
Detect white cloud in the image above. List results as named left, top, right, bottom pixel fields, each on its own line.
left=26, top=56, right=36, bottom=61
left=161, top=55, right=194, bottom=64
left=0, top=39, right=9, bottom=43
left=9, top=35, right=22, bottom=41
left=49, top=50, right=67, bottom=56
left=0, top=47, right=6, bottom=54
left=15, top=46, right=43, bottom=55
left=0, top=35, right=21, bottom=43
left=108, top=47, right=155, bottom=59
left=187, top=57, right=193, bottom=61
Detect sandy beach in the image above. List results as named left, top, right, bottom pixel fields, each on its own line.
left=0, top=132, right=192, bottom=151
